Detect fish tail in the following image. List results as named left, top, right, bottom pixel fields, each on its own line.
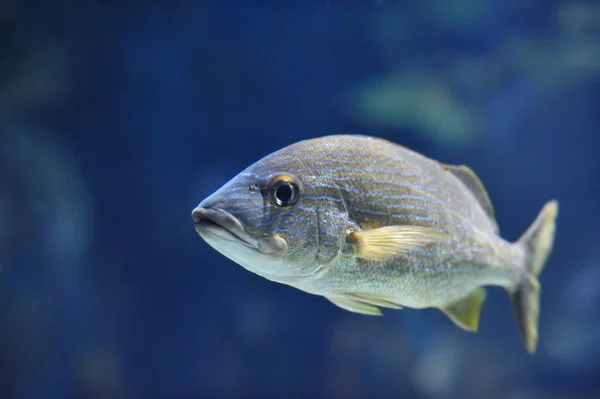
left=511, top=200, right=558, bottom=354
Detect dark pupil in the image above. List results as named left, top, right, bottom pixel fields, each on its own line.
left=275, top=183, right=293, bottom=204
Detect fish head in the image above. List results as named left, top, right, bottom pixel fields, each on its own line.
left=192, top=143, right=349, bottom=284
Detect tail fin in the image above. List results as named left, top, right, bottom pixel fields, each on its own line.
left=512, top=200, right=558, bottom=354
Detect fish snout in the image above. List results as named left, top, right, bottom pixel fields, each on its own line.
left=191, top=206, right=241, bottom=231
left=191, top=205, right=258, bottom=246
left=191, top=206, right=210, bottom=223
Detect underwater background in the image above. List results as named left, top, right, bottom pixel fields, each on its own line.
left=1, top=1, right=599, bottom=398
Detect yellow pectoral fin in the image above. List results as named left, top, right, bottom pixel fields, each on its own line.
left=351, top=225, right=446, bottom=262
left=440, top=288, right=487, bottom=332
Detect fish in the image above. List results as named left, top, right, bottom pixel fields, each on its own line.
left=191, top=135, right=558, bottom=354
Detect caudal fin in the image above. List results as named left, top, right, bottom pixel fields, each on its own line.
left=512, top=200, right=558, bottom=354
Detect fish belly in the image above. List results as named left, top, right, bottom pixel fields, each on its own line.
left=303, top=256, right=518, bottom=309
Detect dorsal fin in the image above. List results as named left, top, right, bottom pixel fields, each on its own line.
left=442, top=164, right=499, bottom=233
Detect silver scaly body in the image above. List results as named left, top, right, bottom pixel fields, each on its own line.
left=193, top=135, right=558, bottom=353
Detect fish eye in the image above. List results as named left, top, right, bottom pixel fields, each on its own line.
left=268, top=175, right=300, bottom=207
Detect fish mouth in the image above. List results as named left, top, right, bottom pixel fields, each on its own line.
left=191, top=205, right=316, bottom=282
left=192, top=207, right=259, bottom=250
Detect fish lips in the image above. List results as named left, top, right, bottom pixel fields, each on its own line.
left=191, top=207, right=287, bottom=254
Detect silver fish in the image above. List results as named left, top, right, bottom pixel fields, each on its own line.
left=192, top=135, right=558, bottom=354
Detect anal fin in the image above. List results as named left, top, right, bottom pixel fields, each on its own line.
left=440, top=288, right=486, bottom=331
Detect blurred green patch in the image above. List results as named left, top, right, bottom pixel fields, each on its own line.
left=349, top=1, right=600, bottom=147
left=355, top=70, right=477, bottom=145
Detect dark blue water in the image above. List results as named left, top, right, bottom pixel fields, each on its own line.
left=1, top=2, right=599, bottom=398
